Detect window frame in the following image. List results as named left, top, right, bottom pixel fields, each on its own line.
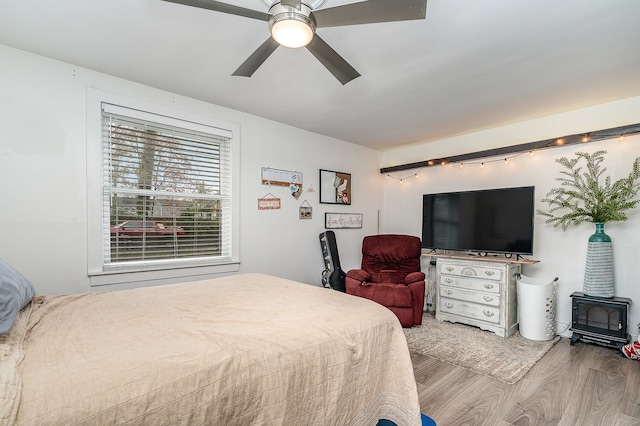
left=87, top=89, right=240, bottom=286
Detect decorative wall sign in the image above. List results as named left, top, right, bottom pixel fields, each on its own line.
left=319, top=169, right=351, bottom=205
left=325, top=213, right=362, bottom=229
left=299, top=200, right=312, bottom=219
left=258, top=193, right=281, bottom=210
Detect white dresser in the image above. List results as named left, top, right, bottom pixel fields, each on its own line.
left=435, top=257, right=521, bottom=337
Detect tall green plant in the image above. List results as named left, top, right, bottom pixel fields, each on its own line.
left=537, top=150, right=640, bottom=230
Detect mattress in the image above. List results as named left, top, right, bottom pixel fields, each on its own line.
left=1, top=273, right=421, bottom=425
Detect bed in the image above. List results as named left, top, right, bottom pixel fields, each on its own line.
left=1, top=272, right=421, bottom=425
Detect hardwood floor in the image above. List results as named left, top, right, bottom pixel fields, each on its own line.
left=411, top=337, right=640, bottom=426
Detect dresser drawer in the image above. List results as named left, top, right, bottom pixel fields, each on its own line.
left=439, top=262, right=503, bottom=281
left=439, top=297, right=501, bottom=324
left=438, top=275, right=500, bottom=294
left=439, top=285, right=500, bottom=307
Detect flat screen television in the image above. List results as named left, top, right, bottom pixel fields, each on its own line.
left=421, top=186, right=535, bottom=256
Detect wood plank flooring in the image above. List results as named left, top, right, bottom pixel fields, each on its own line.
left=411, top=337, right=640, bottom=426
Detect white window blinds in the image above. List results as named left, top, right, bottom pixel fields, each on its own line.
left=101, top=103, right=232, bottom=269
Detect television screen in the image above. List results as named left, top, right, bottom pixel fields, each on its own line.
left=421, top=186, right=535, bottom=255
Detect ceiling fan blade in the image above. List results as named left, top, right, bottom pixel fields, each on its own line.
left=281, top=0, right=302, bottom=10
left=306, top=35, right=360, bottom=85
left=232, top=38, right=280, bottom=77
left=313, top=0, right=427, bottom=28
left=161, top=0, right=270, bottom=21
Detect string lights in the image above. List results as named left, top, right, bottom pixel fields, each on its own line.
left=386, top=170, right=422, bottom=182
left=384, top=151, right=533, bottom=181
left=381, top=122, right=640, bottom=182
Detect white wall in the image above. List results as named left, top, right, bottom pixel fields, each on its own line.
left=0, top=44, right=382, bottom=295
left=381, top=97, right=640, bottom=339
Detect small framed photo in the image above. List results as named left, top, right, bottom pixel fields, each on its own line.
left=325, top=213, right=363, bottom=229
left=319, top=169, right=351, bottom=205
left=299, top=206, right=312, bottom=219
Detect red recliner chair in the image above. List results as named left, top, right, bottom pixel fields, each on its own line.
left=345, top=234, right=426, bottom=327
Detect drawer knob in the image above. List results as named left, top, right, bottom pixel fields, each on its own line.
left=444, top=302, right=454, bottom=309
left=484, top=283, right=494, bottom=289
left=483, top=310, right=495, bottom=317
left=445, top=278, right=453, bottom=283
left=461, top=267, right=477, bottom=277
left=483, top=296, right=494, bottom=302
left=446, top=266, right=454, bottom=272
left=445, top=289, right=454, bottom=295
left=485, top=270, right=495, bottom=276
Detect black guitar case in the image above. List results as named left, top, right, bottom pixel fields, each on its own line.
left=319, top=230, right=346, bottom=292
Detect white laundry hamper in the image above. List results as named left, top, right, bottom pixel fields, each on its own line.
left=517, top=274, right=558, bottom=341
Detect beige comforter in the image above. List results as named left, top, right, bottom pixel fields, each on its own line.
left=1, top=273, right=420, bottom=425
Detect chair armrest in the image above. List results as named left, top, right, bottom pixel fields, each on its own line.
left=346, top=269, right=371, bottom=283
left=404, top=271, right=426, bottom=284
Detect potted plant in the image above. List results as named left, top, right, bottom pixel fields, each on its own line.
left=538, top=150, right=640, bottom=297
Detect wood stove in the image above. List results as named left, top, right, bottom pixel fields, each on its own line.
left=570, top=292, right=631, bottom=349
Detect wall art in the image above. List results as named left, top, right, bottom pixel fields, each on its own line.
left=325, top=213, right=362, bottom=229
left=299, top=200, right=312, bottom=219
left=258, top=193, right=281, bottom=210
left=319, top=169, right=351, bottom=205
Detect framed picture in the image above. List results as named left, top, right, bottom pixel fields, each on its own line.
left=325, top=213, right=363, bottom=229
left=319, top=169, right=351, bottom=205
left=299, top=201, right=312, bottom=219
left=299, top=207, right=312, bottom=219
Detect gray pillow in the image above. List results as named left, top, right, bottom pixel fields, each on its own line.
left=0, top=259, right=36, bottom=334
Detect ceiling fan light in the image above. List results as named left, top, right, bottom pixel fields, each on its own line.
left=261, top=0, right=327, bottom=9
left=268, top=2, right=315, bottom=48
left=271, top=18, right=314, bottom=48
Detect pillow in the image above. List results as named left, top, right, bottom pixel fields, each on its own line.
left=0, top=259, right=35, bottom=334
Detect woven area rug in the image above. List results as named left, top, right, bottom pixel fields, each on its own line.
left=404, top=313, right=560, bottom=384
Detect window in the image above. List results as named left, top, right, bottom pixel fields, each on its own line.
left=87, top=90, right=240, bottom=283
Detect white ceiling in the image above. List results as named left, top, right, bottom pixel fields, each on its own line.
left=2, top=0, right=639, bottom=151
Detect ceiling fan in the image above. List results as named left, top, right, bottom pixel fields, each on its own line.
left=161, top=0, right=427, bottom=85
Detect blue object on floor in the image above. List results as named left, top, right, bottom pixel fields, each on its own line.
left=376, top=414, right=436, bottom=426
left=421, top=413, right=436, bottom=426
